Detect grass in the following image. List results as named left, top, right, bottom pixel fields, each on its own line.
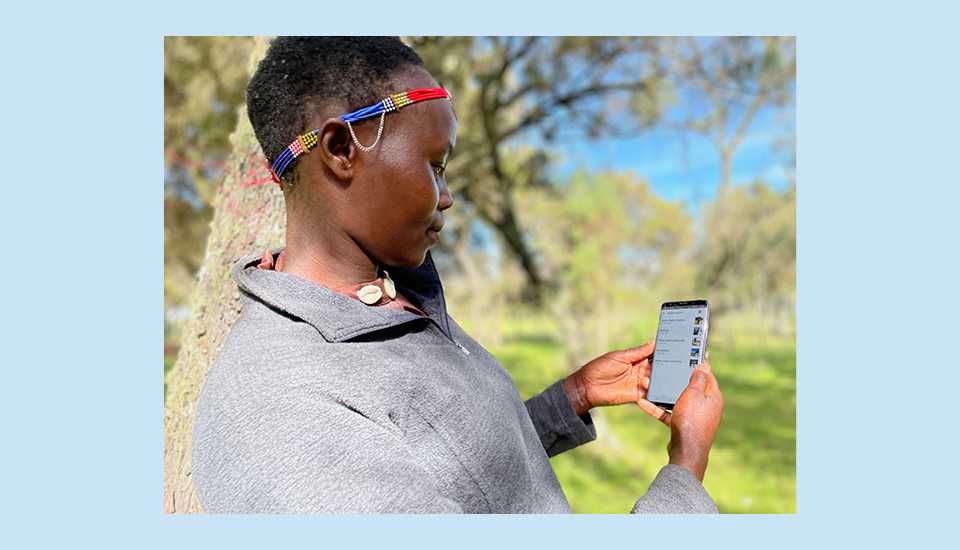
left=484, top=310, right=796, bottom=514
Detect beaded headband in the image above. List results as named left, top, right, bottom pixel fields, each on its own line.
left=269, top=87, right=453, bottom=185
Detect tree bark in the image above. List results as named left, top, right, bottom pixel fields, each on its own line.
left=163, top=37, right=276, bottom=514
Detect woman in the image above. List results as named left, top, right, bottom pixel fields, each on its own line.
left=192, top=36, right=723, bottom=514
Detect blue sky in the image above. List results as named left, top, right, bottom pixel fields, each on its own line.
left=551, top=103, right=796, bottom=209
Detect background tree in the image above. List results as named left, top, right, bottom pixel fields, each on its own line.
left=664, top=36, right=795, bottom=195
left=409, top=36, right=670, bottom=302
left=411, top=36, right=795, bottom=349
left=664, top=37, right=796, bottom=320
left=163, top=37, right=276, bottom=514
left=164, top=36, right=256, bottom=336
left=694, top=181, right=796, bottom=332
left=519, top=171, right=694, bottom=364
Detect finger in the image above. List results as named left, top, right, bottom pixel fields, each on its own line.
left=639, top=358, right=652, bottom=376
left=638, top=398, right=672, bottom=426
left=637, top=375, right=649, bottom=400
left=698, top=361, right=712, bottom=375
left=614, top=338, right=656, bottom=363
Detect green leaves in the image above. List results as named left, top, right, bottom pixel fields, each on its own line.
left=695, top=182, right=797, bottom=313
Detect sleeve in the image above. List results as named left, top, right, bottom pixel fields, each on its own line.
left=523, top=379, right=597, bottom=457
left=630, top=464, right=719, bottom=514
left=194, top=390, right=466, bottom=514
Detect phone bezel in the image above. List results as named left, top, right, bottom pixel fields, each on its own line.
left=649, top=299, right=710, bottom=411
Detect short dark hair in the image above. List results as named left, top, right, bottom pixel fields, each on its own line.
left=246, top=37, right=424, bottom=182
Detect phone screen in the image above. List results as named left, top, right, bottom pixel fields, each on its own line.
left=647, top=301, right=710, bottom=409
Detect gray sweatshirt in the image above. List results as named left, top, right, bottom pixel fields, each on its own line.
left=191, top=250, right=717, bottom=514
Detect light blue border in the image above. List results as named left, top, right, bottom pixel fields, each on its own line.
left=5, top=0, right=954, bottom=547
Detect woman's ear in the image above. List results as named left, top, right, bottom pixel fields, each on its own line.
left=317, top=118, right=355, bottom=180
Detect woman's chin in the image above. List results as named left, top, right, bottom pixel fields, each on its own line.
left=382, top=250, right=429, bottom=269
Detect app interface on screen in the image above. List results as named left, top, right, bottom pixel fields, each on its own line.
left=648, top=304, right=708, bottom=405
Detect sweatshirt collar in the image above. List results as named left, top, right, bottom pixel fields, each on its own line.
left=232, top=248, right=451, bottom=342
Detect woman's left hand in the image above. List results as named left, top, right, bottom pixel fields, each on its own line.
left=563, top=339, right=655, bottom=416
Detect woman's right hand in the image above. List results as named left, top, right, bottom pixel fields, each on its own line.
left=638, top=362, right=724, bottom=482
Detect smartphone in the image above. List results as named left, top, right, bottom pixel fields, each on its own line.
left=647, top=300, right=710, bottom=411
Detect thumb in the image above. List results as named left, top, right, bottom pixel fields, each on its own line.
left=703, top=365, right=720, bottom=398
left=686, top=365, right=710, bottom=394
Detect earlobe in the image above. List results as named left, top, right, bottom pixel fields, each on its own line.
left=318, top=118, right=355, bottom=180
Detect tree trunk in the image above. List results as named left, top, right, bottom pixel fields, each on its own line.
left=163, top=37, right=277, bottom=514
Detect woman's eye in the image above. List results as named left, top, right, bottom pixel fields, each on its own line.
left=433, top=164, right=446, bottom=178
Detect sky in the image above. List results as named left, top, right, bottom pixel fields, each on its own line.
left=552, top=102, right=796, bottom=210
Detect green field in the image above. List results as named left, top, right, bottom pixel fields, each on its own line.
left=482, top=311, right=796, bottom=514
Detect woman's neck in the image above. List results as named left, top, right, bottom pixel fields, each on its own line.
left=280, top=228, right=379, bottom=289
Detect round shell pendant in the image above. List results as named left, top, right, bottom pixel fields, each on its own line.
left=358, top=285, right=383, bottom=305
